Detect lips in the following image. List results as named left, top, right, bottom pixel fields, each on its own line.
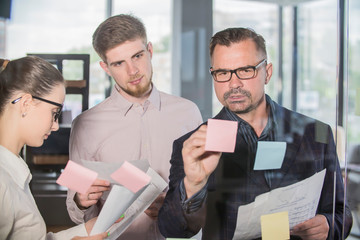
left=129, top=76, right=143, bottom=85
left=227, top=94, right=246, bottom=102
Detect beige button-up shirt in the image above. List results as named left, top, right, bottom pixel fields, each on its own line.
left=0, top=145, right=87, bottom=240
left=66, top=85, right=203, bottom=240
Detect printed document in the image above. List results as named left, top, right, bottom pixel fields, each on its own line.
left=232, top=169, right=326, bottom=240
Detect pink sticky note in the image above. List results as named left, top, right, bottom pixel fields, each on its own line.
left=56, top=160, right=98, bottom=194
left=110, top=161, right=151, bottom=193
left=205, top=119, right=238, bottom=153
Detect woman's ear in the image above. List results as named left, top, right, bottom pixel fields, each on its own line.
left=19, top=94, right=33, bottom=117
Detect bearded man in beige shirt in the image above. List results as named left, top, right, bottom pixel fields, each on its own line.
left=66, top=14, right=203, bottom=240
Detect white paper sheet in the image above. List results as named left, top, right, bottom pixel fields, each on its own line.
left=106, top=167, right=168, bottom=239
left=90, top=184, right=146, bottom=235
left=232, top=169, right=326, bottom=240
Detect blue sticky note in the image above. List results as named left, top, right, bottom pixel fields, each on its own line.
left=253, top=141, right=286, bottom=170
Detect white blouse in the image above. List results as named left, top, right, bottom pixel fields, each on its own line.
left=0, top=145, right=87, bottom=239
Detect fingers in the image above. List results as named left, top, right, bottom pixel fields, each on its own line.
left=74, top=178, right=110, bottom=209
left=92, top=178, right=111, bottom=187
left=115, top=214, right=125, bottom=223
left=144, top=193, right=166, bottom=220
left=291, top=215, right=329, bottom=240
left=182, top=125, right=208, bottom=161
left=71, top=232, right=109, bottom=240
left=144, top=208, right=158, bottom=220
left=182, top=125, right=222, bottom=198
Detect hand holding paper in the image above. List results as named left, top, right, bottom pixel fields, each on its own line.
left=74, top=178, right=111, bottom=210
left=56, top=160, right=98, bottom=194
left=291, top=214, right=329, bottom=240
left=182, top=125, right=222, bottom=199
left=144, top=192, right=166, bottom=220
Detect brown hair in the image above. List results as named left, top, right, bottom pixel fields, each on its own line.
left=92, top=14, right=147, bottom=62
left=209, top=27, right=267, bottom=58
left=0, top=56, right=64, bottom=115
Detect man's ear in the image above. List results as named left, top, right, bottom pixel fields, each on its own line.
left=99, top=61, right=112, bottom=77
left=265, top=62, right=273, bottom=85
left=147, top=42, right=153, bottom=58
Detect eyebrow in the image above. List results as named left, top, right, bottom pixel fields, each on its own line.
left=109, top=49, right=146, bottom=67
left=213, top=65, right=255, bottom=71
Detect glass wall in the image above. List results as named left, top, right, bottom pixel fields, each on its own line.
left=213, top=0, right=359, bottom=239
left=296, top=0, right=338, bottom=127
left=347, top=0, right=360, bottom=237
left=4, top=0, right=107, bottom=113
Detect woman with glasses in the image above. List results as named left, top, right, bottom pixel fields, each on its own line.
left=0, top=56, right=108, bottom=239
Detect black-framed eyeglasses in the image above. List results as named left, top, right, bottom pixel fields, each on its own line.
left=11, top=96, right=63, bottom=122
left=210, top=59, right=267, bottom=82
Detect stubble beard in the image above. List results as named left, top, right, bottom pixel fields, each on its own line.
left=120, top=70, right=153, bottom=98
left=223, top=87, right=264, bottom=114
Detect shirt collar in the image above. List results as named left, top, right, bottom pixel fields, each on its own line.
left=110, top=83, right=161, bottom=116
left=0, top=145, right=31, bottom=189
left=224, top=94, right=277, bottom=135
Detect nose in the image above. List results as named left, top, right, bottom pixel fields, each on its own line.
left=127, top=62, right=139, bottom=76
left=51, top=120, right=60, bottom=132
left=228, top=72, right=244, bottom=89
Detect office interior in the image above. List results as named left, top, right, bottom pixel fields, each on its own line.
left=0, top=0, right=359, bottom=239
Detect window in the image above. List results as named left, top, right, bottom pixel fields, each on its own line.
left=4, top=0, right=172, bottom=118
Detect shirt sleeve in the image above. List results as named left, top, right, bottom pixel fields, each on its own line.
left=66, top=116, right=100, bottom=224
left=48, top=223, right=88, bottom=240
left=180, top=179, right=207, bottom=214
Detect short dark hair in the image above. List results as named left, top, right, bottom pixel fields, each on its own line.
left=92, top=14, right=147, bottom=62
left=0, top=56, right=64, bottom=115
left=209, top=27, right=267, bottom=58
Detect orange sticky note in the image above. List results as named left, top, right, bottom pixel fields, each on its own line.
left=110, top=161, right=151, bottom=193
left=56, top=160, right=98, bottom=194
left=261, top=211, right=290, bottom=240
left=205, top=119, right=237, bottom=152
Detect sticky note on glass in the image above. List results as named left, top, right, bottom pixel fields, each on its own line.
left=56, top=160, right=98, bottom=194
left=254, top=141, right=286, bottom=170
left=261, top=211, right=290, bottom=240
left=205, top=119, right=237, bottom=152
left=110, top=161, right=151, bottom=193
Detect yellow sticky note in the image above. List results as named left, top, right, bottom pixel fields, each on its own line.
left=166, top=239, right=196, bottom=240
left=261, top=211, right=290, bottom=240
left=356, top=88, right=360, bottom=116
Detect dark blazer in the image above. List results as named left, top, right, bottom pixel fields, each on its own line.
left=159, top=103, right=352, bottom=240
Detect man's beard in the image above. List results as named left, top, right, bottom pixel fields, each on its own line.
left=223, top=87, right=263, bottom=114
left=120, top=71, right=153, bottom=98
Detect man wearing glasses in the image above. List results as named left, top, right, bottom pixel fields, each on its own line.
left=158, top=27, right=352, bottom=239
